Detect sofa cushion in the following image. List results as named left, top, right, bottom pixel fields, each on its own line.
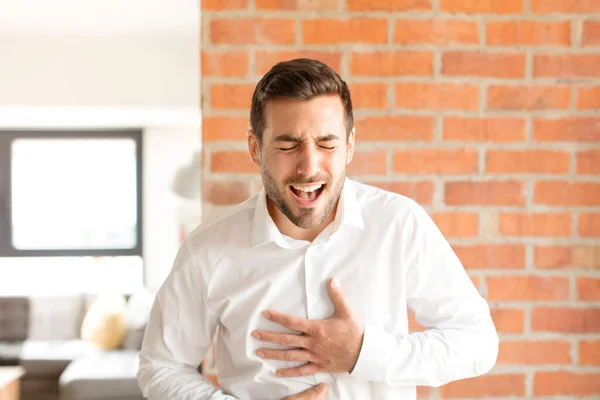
left=0, top=341, right=24, bottom=365
left=0, top=297, right=30, bottom=341
left=59, top=351, right=143, bottom=400
left=20, top=340, right=99, bottom=378
left=28, top=296, right=87, bottom=341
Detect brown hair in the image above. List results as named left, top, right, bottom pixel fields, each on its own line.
left=250, top=58, right=354, bottom=145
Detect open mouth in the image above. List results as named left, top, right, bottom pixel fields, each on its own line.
left=289, top=184, right=325, bottom=206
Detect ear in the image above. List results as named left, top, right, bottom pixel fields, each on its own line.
left=346, top=127, right=356, bottom=165
left=247, top=129, right=261, bottom=167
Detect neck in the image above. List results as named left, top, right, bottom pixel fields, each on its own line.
left=267, top=199, right=339, bottom=242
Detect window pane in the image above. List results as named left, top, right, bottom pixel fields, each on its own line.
left=11, top=138, right=138, bottom=250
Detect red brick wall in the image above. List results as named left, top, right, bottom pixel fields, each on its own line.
left=200, top=0, right=600, bottom=398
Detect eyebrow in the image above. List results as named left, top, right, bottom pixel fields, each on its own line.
left=273, top=134, right=340, bottom=142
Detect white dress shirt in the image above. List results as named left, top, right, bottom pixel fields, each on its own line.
left=138, top=178, right=499, bottom=400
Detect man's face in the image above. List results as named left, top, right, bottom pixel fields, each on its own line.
left=248, top=95, right=355, bottom=231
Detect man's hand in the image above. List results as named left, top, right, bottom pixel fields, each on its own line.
left=282, top=383, right=328, bottom=400
left=252, top=277, right=364, bottom=378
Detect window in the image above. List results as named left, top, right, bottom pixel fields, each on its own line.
left=0, top=130, right=142, bottom=257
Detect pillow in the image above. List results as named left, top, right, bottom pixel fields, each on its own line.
left=123, top=288, right=155, bottom=350
left=80, top=293, right=127, bottom=350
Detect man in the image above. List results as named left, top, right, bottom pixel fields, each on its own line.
left=137, top=58, right=499, bottom=400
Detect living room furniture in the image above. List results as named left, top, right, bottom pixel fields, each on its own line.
left=0, top=295, right=148, bottom=400
left=0, top=366, right=25, bottom=400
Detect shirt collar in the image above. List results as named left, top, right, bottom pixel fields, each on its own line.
left=250, top=178, right=364, bottom=249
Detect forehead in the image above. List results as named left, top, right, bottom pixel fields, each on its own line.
left=263, top=95, right=345, bottom=140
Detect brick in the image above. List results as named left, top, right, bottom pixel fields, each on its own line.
left=210, top=19, right=295, bottom=45
left=255, top=51, right=342, bottom=76
left=487, top=276, right=570, bottom=301
left=203, top=181, right=251, bottom=205
left=202, top=0, right=247, bottom=10
left=431, top=212, right=479, bottom=238
left=498, top=340, right=571, bottom=364
left=532, top=307, right=600, bottom=333
left=580, top=341, right=600, bottom=365
left=533, top=371, right=600, bottom=396
left=366, top=181, right=434, bottom=205
left=499, top=212, right=572, bottom=237
left=441, top=0, right=523, bottom=13
left=256, top=0, right=338, bottom=10
left=417, top=386, right=435, bottom=399
left=356, top=116, right=434, bottom=142
left=443, top=117, right=526, bottom=143
left=202, top=51, right=249, bottom=77
left=394, top=19, right=479, bottom=45
left=532, top=0, right=600, bottom=13
left=533, top=117, right=600, bottom=142
left=578, top=278, right=600, bottom=301
left=442, top=52, right=526, bottom=78
left=348, top=0, right=432, bottom=11
left=535, top=246, right=600, bottom=269
left=486, top=20, right=571, bottom=46
left=395, top=83, right=479, bottom=111
left=445, top=181, right=525, bottom=206
left=350, top=52, right=434, bottom=77
left=580, top=213, right=600, bottom=237
left=582, top=20, right=600, bottom=46
left=210, top=84, right=255, bottom=110
left=347, top=150, right=387, bottom=176
left=348, top=83, right=388, bottom=110
left=394, top=149, right=478, bottom=175
left=535, top=181, right=600, bottom=206
left=577, top=87, right=600, bottom=110
left=203, top=116, right=249, bottom=142
left=210, top=151, right=257, bottom=173
left=407, top=311, right=424, bottom=332
left=302, top=18, right=388, bottom=45
left=486, top=150, right=570, bottom=174
left=487, top=85, right=570, bottom=111
left=577, top=149, right=600, bottom=175
left=440, top=374, right=526, bottom=398
left=491, top=308, right=525, bottom=334
left=453, top=244, right=526, bottom=269
left=534, top=54, right=600, bottom=78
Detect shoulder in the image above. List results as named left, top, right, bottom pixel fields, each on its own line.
left=174, top=195, right=257, bottom=278
left=185, top=194, right=257, bottom=250
left=349, top=179, right=427, bottom=221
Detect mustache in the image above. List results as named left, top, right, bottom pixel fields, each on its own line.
left=284, top=175, right=329, bottom=185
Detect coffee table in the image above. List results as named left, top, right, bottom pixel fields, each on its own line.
left=0, top=366, right=25, bottom=400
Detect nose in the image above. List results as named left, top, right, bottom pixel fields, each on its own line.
left=296, top=145, right=321, bottom=177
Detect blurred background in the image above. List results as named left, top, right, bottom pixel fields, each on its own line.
left=1, top=0, right=599, bottom=399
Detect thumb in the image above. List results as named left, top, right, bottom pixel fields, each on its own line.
left=313, top=383, right=328, bottom=398
left=328, top=277, right=351, bottom=317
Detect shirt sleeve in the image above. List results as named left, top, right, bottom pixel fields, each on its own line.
left=350, top=201, right=499, bottom=387
left=137, top=239, right=238, bottom=399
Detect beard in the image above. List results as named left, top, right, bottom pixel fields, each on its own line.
left=261, top=167, right=346, bottom=230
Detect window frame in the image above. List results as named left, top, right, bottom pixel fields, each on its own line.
left=0, top=129, right=143, bottom=257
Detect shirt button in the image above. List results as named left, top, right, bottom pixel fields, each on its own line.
left=310, top=296, right=317, bottom=304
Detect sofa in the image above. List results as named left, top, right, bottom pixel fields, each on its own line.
left=0, top=294, right=149, bottom=400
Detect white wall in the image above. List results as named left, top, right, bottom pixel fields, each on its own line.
left=0, top=0, right=201, bottom=293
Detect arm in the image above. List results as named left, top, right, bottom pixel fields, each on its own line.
left=137, top=239, right=237, bottom=399
left=350, top=202, right=499, bottom=387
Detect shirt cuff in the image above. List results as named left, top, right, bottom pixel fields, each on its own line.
left=349, top=324, right=397, bottom=383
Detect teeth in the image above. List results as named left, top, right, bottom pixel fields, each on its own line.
left=292, top=184, right=323, bottom=193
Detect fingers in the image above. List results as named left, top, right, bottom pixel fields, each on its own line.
left=256, top=348, right=313, bottom=363
left=276, top=362, right=322, bottom=378
left=283, top=383, right=328, bottom=400
left=264, top=310, right=311, bottom=334
left=252, top=330, right=312, bottom=349
left=328, top=277, right=351, bottom=317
